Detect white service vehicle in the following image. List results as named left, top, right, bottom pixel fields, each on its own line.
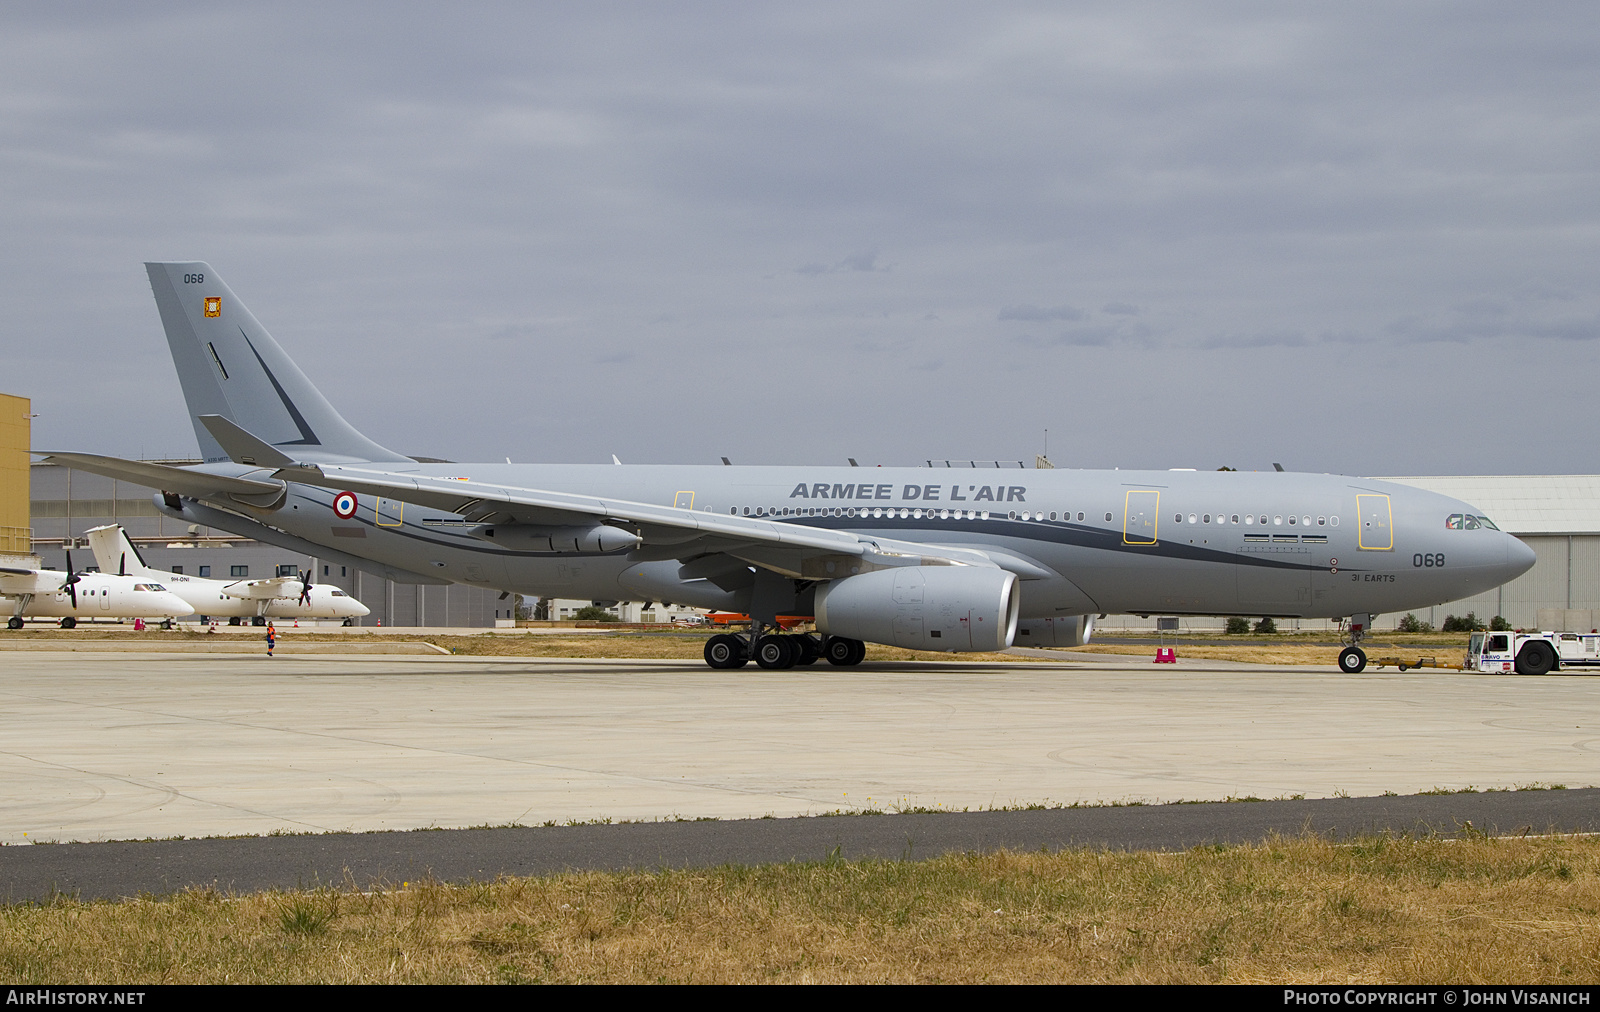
left=85, top=524, right=370, bottom=626
left=1, top=554, right=194, bottom=629
left=1466, top=630, right=1600, bottom=675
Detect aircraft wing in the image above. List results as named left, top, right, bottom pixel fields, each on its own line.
left=0, top=568, right=67, bottom=596
left=282, top=463, right=1002, bottom=576
left=221, top=577, right=302, bottom=601
left=40, top=453, right=287, bottom=508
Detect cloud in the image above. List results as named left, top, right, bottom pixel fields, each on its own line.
left=796, top=249, right=887, bottom=275
left=1017, top=325, right=1118, bottom=348
left=1201, top=330, right=1308, bottom=349
left=998, top=304, right=1085, bottom=322
left=1101, top=302, right=1139, bottom=316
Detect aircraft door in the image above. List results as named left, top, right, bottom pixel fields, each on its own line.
left=376, top=497, right=404, bottom=527
left=1123, top=491, right=1159, bottom=545
left=1356, top=494, right=1392, bottom=550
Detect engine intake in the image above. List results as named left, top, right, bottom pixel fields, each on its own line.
left=814, top=565, right=1020, bottom=652
left=468, top=523, right=639, bottom=554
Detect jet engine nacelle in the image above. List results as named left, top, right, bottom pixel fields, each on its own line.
left=468, top=523, right=640, bottom=554
left=814, top=565, right=1020, bottom=652
left=1014, top=615, right=1095, bottom=647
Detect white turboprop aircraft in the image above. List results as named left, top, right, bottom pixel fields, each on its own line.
left=0, top=552, right=194, bottom=629
left=84, top=524, right=370, bottom=626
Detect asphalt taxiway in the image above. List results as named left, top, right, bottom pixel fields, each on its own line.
left=2, top=650, right=1597, bottom=849
left=8, top=789, right=1599, bottom=903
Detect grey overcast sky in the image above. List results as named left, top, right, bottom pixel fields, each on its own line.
left=4, top=2, right=1599, bottom=474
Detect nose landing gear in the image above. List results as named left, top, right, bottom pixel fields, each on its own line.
left=1338, top=613, right=1370, bottom=673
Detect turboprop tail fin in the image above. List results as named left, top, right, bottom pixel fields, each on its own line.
left=84, top=525, right=152, bottom=578
left=144, top=262, right=410, bottom=465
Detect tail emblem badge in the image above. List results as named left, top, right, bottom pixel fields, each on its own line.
left=203, top=297, right=221, bottom=318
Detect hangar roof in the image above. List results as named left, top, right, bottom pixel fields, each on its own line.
left=1375, top=475, right=1600, bottom=537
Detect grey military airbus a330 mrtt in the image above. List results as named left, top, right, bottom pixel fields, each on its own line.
left=44, top=262, right=1536, bottom=672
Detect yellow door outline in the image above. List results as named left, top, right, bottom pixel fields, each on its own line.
left=376, top=497, right=404, bottom=527
left=1356, top=493, right=1392, bottom=550
left=673, top=491, right=695, bottom=510
left=1123, top=490, right=1160, bottom=545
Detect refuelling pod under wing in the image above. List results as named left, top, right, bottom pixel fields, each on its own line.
left=1014, top=615, right=1095, bottom=647
left=814, top=566, right=1020, bottom=652
left=468, top=523, right=640, bottom=554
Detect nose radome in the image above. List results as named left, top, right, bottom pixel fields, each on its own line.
left=1505, top=534, right=1536, bottom=580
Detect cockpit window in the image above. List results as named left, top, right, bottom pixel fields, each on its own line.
left=1463, top=515, right=1481, bottom=530
left=1446, top=514, right=1464, bottom=530
left=1476, top=515, right=1500, bottom=530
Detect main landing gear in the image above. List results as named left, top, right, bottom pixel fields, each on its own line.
left=703, top=631, right=865, bottom=670
left=1338, top=613, right=1371, bottom=673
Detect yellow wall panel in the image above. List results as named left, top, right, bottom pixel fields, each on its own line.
left=0, top=392, right=29, bottom=552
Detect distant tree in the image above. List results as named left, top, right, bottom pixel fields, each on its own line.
left=573, top=605, right=620, bottom=622
left=1253, top=617, right=1277, bottom=634
left=1217, top=466, right=1237, bottom=471
left=532, top=597, right=551, bottom=621
left=1398, top=613, right=1433, bottom=633
left=1225, top=617, right=1251, bottom=635
left=1490, top=615, right=1512, bottom=631
left=1441, top=612, right=1486, bottom=632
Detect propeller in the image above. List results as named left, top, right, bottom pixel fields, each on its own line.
left=63, top=550, right=82, bottom=609
left=298, top=568, right=312, bottom=607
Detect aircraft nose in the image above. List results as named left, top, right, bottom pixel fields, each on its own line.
left=1504, top=533, right=1536, bottom=581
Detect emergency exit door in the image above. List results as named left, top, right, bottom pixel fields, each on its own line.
left=1123, top=490, right=1159, bottom=545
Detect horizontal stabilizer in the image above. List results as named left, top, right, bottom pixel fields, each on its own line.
left=199, top=415, right=297, bottom=468
left=40, top=453, right=286, bottom=505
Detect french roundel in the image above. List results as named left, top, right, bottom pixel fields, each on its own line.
left=333, top=491, right=358, bottom=519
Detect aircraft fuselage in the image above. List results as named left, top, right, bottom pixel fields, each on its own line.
left=157, top=463, right=1533, bottom=621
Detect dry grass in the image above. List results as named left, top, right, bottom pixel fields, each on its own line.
left=0, top=627, right=1038, bottom=664
left=1066, top=643, right=1352, bottom=666
left=5, top=835, right=1600, bottom=983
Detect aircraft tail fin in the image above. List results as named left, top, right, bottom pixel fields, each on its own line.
left=144, top=262, right=410, bottom=464
left=85, top=525, right=153, bottom=578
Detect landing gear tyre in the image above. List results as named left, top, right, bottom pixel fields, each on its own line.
left=6, top=617, right=22, bottom=630
left=1338, top=646, right=1367, bottom=673
left=1515, top=641, right=1556, bottom=676
left=229, top=617, right=241, bottom=626
left=251, top=616, right=267, bottom=627
left=161, top=619, right=173, bottom=630
left=791, top=635, right=820, bottom=666
left=59, top=617, right=77, bottom=630
left=824, top=636, right=865, bottom=666
left=755, top=635, right=796, bottom=670
left=704, top=634, right=748, bottom=669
